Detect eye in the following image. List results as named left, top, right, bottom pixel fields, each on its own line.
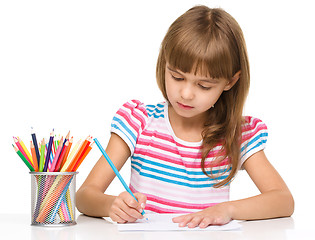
left=198, top=84, right=211, bottom=90
left=171, top=74, right=184, bottom=81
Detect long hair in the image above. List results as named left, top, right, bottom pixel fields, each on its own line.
left=156, top=6, right=250, bottom=187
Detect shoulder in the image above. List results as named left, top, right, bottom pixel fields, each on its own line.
left=112, top=99, right=166, bottom=131
left=241, top=116, right=268, bottom=138
left=119, top=99, right=166, bottom=117
left=239, top=116, right=268, bottom=168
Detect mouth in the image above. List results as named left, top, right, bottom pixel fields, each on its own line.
left=177, top=102, right=194, bottom=110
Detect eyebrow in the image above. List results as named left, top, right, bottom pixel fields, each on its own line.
left=167, top=66, right=219, bottom=83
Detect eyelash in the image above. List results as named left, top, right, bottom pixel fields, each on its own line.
left=171, top=75, right=184, bottom=81
left=171, top=74, right=211, bottom=90
left=198, top=85, right=211, bottom=90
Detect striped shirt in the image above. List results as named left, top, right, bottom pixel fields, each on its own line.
left=111, top=100, right=268, bottom=213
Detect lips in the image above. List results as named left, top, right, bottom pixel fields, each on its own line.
left=177, top=102, right=194, bottom=110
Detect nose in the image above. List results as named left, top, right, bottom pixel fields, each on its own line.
left=180, top=83, right=194, bottom=100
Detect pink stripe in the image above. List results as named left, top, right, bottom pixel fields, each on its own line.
left=242, top=117, right=265, bottom=132
left=130, top=180, right=229, bottom=205
left=136, top=138, right=230, bottom=164
left=134, top=147, right=229, bottom=168
left=142, top=130, right=203, bottom=150
left=123, top=101, right=147, bottom=130
left=117, top=108, right=140, bottom=133
left=146, top=193, right=218, bottom=210
left=242, top=123, right=267, bottom=143
left=145, top=204, right=191, bottom=214
left=137, top=138, right=202, bottom=158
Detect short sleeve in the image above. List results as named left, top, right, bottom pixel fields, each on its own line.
left=239, top=116, right=268, bottom=169
left=110, top=100, right=148, bottom=155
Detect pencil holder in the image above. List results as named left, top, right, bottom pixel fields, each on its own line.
left=30, top=172, right=78, bottom=226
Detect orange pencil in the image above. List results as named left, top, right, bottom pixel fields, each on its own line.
left=66, top=136, right=90, bottom=172
left=73, top=141, right=93, bottom=171
left=60, top=136, right=73, bottom=170
left=30, top=141, right=39, bottom=172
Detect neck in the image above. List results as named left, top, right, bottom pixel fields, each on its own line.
left=168, top=105, right=207, bottom=141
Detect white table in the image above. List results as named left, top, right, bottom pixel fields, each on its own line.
left=0, top=213, right=313, bottom=240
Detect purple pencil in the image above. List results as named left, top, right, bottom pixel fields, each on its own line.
left=43, top=130, right=54, bottom=172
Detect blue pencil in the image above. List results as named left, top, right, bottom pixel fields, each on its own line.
left=93, top=138, right=146, bottom=216
left=31, top=127, right=40, bottom=169
left=43, top=130, right=54, bottom=172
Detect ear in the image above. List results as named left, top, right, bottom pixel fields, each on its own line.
left=224, top=70, right=241, bottom=91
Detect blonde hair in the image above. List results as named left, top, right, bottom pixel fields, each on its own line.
left=156, top=5, right=250, bottom=187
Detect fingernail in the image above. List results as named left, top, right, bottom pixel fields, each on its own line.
left=141, top=203, right=145, bottom=208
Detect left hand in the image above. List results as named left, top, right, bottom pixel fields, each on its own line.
left=172, top=203, right=232, bottom=228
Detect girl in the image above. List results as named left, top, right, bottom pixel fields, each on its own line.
left=76, top=5, right=294, bottom=228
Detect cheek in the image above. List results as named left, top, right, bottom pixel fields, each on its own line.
left=165, top=78, right=175, bottom=98
left=200, top=90, right=224, bottom=108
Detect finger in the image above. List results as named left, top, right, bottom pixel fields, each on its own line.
left=198, top=217, right=212, bottom=228
left=187, top=216, right=203, bottom=228
left=109, top=212, right=127, bottom=224
left=119, top=202, right=143, bottom=220
left=134, top=192, right=147, bottom=212
left=121, top=193, right=140, bottom=209
left=114, top=206, right=138, bottom=223
left=172, top=214, right=193, bottom=227
left=172, top=214, right=189, bottom=223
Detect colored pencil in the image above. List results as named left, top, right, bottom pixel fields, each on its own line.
left=13, top=144, right=35, bottom=172
left=30, top=141, right=39, bottom=172
left=31, top=127, right=40, bottom=169
left=50, top=136, right=63, bottom=171
left=44, top=130, right=54, bottom=172
left=13, top=137, right=33, bottom=167
left=54, top=140, right=69, bottom=172
left=93, top=138, right=146, bottom=216
left=60, top=139, right=81, bottom=172
left=72, top=141, right=93, bottom=172
left=60, top=136, right=73, bottom=169
left=17, top=137, right=33, bottom=165
left=39, top=139, right=46, bottom=172
left=66, top=137, right=90, bottom=172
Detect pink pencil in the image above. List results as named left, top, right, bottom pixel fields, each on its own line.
left=49, top=137, right=63, bottom=171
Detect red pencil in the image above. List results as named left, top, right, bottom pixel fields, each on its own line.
left=54, top=140, right=69, bottom=172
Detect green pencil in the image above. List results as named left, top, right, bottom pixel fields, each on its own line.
left=39, top=138, right=45, bottom=172
left=13, top=144, right=35, bottom=172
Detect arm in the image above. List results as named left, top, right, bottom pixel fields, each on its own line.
left=228, top=150, right=294, bottom=220
left=76, top=133, right=146, bottom=222
left=173, top=150, right=294, bottom=228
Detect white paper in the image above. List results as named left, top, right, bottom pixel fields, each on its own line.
left=115, top=213, right=242, bottom=232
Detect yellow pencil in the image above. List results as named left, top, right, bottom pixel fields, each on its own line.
left=60, top=139, right=82, bottom=172
left=18, top=137, right=33, bottom=165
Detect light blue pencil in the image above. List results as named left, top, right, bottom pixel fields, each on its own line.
left=93, top=138, right=146, bottom=217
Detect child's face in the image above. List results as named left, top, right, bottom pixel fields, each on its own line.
left=165, top=63, right=230, bottom=120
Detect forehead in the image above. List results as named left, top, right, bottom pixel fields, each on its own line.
left=166, top=63, right=221, bottom=83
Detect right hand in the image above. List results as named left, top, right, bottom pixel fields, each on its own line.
left=108, top=191, right=147, bottom=223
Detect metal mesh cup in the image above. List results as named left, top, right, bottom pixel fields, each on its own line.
left=30, top=172, right=77, bottom=226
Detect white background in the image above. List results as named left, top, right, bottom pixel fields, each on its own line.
left=0, top=0, right=314, bottom=222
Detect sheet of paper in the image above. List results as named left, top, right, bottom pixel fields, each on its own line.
left=115, top=213, right=242, bottom=232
